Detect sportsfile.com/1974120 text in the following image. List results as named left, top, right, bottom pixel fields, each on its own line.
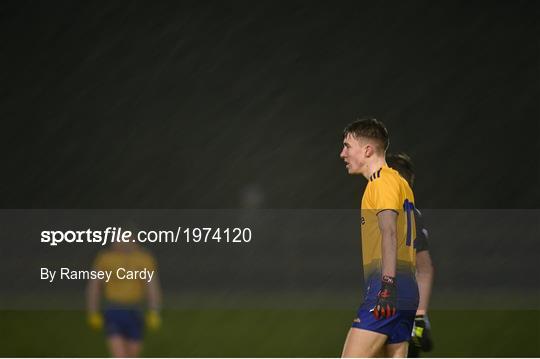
left=40, top=227, right=252, bottom=246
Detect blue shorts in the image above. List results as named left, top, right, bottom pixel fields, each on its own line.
left=352, top=273, right=419, bottom=344
left=104, top=307, right=144, bottom=340
left=352, top=308, right=416, bottom=344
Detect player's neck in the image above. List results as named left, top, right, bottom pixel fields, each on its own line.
left=363, top=158, right=387, bottom=180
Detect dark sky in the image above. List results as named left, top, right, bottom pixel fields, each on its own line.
left=2, top=1, right=538, bottom=209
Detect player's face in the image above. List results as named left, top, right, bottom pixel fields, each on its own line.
left=340, top=133, right=367, bottom=175
left=112, top=240, right=137, bottom=252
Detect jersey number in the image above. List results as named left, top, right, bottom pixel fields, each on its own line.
left=403, top=199, right=415, bottom=247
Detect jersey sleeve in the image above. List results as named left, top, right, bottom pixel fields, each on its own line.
left=368, top=175, right=402, bottom=213
left=414, top=208, right=430, bottom=253
left=93, top=251, right=107, bottom=271
left=140, top=251, right=157, bottom=271
left=146, top=254, right=157, bottom=271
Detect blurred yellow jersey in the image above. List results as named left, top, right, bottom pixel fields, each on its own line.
left=94, top=247, right=156, bottom=305
left=361, top=165, right=416, bottom=280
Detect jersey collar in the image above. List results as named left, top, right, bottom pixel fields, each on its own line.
left=368, top=167, right=383, bottom=182
left=368, top=164, right=391, bottom=182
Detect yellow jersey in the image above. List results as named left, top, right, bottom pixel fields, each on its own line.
left=361, top=165, right=416, bottom=280
left=94, top=247, right=156, bottom=305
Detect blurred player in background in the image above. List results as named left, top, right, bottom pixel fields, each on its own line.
left=387, top=153, right=434, bottom=357
left=340, top=119, right=419, bottom=358
left=87, top=237, right=161, bottom=358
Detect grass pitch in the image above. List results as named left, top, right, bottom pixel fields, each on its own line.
left=0, top=309, right=538, bottom=357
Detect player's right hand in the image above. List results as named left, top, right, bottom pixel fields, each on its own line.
left=372, top=275, right=397, bottom=320
left=411, top=314, right=433, bottom=352
left=146, top=310, right=161, bottom=331
left=87, top=311, right=103, bottom=330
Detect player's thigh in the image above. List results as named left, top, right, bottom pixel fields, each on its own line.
left=125, top=340, right=142, bottom=358
left=385, top=341, right=409, bottom=358
left=107, top=335, right=128, bottom=358
left=342, top=327, right=388, bottom=358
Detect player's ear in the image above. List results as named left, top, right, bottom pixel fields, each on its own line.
left=364, top=144, right=374, bottom=158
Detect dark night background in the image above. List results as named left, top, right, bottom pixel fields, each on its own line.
left=2, top=1, right=538, bottom=208
left=1, top=3, right=539, bottom=357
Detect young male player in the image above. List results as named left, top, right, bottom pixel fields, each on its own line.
left=87, top=240, right=161, bottom=357
left=386, top=153, right=434, bottom=357
left=339, top=119, right=419, bottom=357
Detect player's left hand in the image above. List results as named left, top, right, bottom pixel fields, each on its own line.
left=411, top=314, right=433, bottom=351
left=87, top=311, right=103, bottom=330
left=146, top=310, right=161, bottom=330
left=372, top=275, right=397, bottom=320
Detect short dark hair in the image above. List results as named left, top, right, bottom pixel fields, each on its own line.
left=387, top=152, right=415, bottom=186
left=343, top=118, right=389, bottom=153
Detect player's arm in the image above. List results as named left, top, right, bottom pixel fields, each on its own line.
left=86, top=278, right=103, bottom=329
left=413, top=210, right=434, bottom=315
left=416, top=250, right=434, bottom=315
left=411, top=211, right=435, bottom=352
left=378, top=209, right=398, bottom=278
left=411, top=249, right=434, bottom=351
left=145, top=258, right=162, bottom=330
left=372, top=209, right=398, bottom=319
left=147, top=274, right=162, bottom=310
left=87, top=278, right=101, bottom=312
